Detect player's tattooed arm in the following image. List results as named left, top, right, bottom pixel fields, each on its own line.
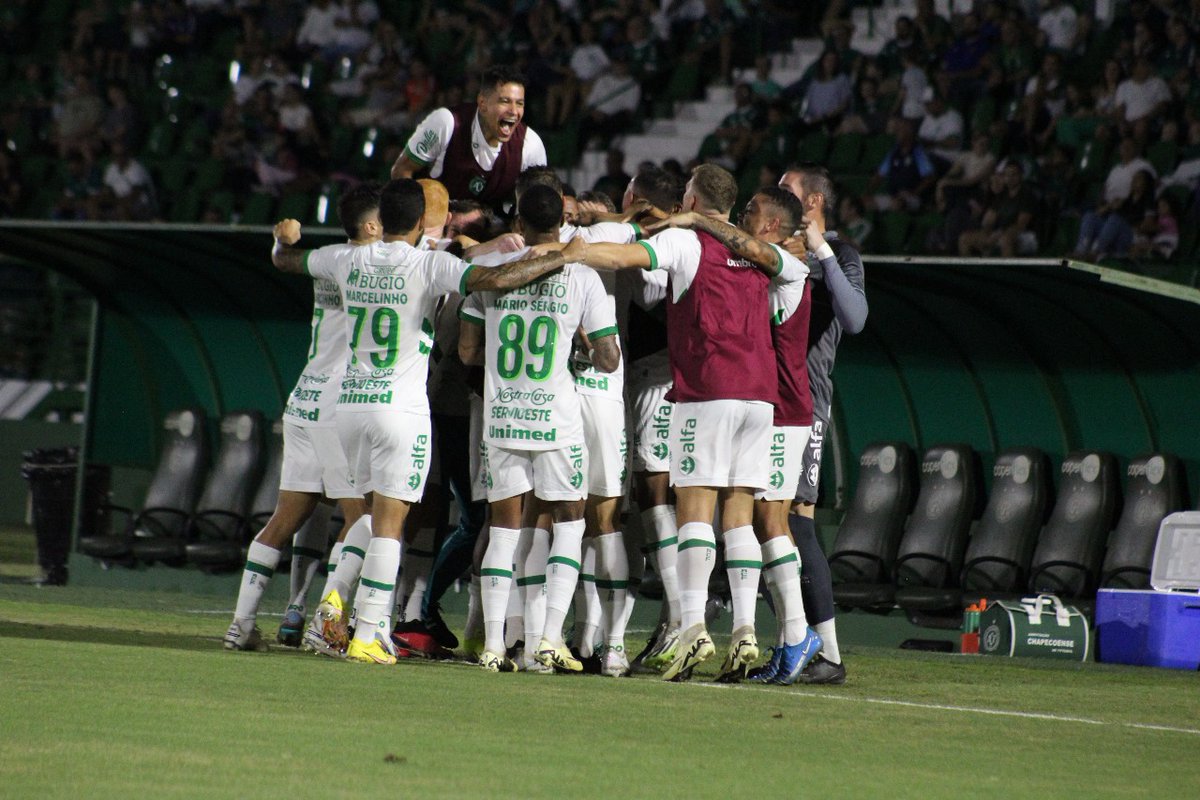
left=561, top=236, right=650, bottom=270
left=271, top=219, right=309, bottom=274
left=588, top=333, right=621, bottom=373
left=649, top=213, right=782, bottom=277
left=466, top=250, right=567, bottom=292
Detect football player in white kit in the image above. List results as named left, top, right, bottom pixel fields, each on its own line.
left=459, top=184, right=621, bottom=673
left=270, top=179, right=572, bottom=664
left=224, top=183, right=380, bottom=653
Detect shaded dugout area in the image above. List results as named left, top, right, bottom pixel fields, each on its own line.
left=1, top=222, right=1198, bottom=512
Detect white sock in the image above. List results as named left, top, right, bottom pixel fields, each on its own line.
left=464, top=574, right=483, bottom=643
left=723, top=525, right=762, bottom=633
left=287, top=506, right=332, bottom=615
left=351, top=537, right=400, bottom=646
left=399, top=527, right=436, bottom=621
left=504, top=567, right=524, bottom=649
left=233, top=541, right=281, bottom=624
left=480, top=526, right=520, bottom=655
left=321, top=514, right=371, bottom=601
left=676, top=521, right=717, bottom=631
left=816, top=619, right=841, bottom=664
left=520, top=527, right=549, bottom=653
left=596, top=531, right=630, bottom=650
left=644, top=505, right=681, bottom=626
left=762, top=537, right=807, bottom=645
left=542, top=519, right=585, bottom=646
left=575, top=538, right=602, bottom=656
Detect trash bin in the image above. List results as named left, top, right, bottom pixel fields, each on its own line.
left=20, top=447, right=111, bottom=586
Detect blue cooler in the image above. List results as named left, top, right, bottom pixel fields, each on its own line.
left=1095, top=589, right=1200, bottom=669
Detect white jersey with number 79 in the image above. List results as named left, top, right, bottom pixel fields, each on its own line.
left=304, top=238, right=474, bottom=416
left=461, top=249, right=616, bottom=451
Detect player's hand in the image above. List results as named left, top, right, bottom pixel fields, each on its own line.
left=801, top=217, right=827, bottom=253
left=495, top=232, right=525, bottom=253
left=781, top=235, right=806, bottom=258
left=620, top=198, right=651, bottom=221
left=274, top=218, right=301, bottom=245
left=561, top=235, right=588, bottom=263
left=642, top=211, right=698, bottom=235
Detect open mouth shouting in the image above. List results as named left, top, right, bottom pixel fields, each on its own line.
left=496, top=116, right=519, bottom=140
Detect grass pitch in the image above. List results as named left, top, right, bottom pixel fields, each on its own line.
left=1, top=583, right=1197, bottom=800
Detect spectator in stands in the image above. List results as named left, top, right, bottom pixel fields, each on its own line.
left=1157, top=16, right=1195, bottom=81
left=328, top=0, right=379, bottom=59
left=836, top=75, right=889, bottom=136
left=987, top=17, right=1035, bottom=105
left=913, top=0, right=953, bottom=63
left=877, top=15, right=923, bottom=79
left=897, top=49, right=931, bottom=121
left=1129, top=192, right=1181, bottom=260
left=1099, top=137, right=1158, bottom=208
left=864, top=117, right=937, bottom=212
left=1092, top=58, right=1125, bottom=117
left=701, top=82, right=761, bottom=170
left=570, top=21, right=611, bottom=96
left=917, top=88, right=964, bottom=171
left=749, top=55, right=782, bottom=102
left=54, top=74, right=105, bottom=160
left=1114, top=56, right=1173, bottom=142
left=296, top=0, right=342, bottom=60
left=1072, top=168, right=1157, bottom=260
left=959, top=160, right=1039, bottom=257
left=936, top=131, right=996, bottom=211
left=1037, top=0, right=1080, bottom=54
left=837, top=194, right=872, bottom=252
left=592, top=148, right=632, bottom=202
left=801, top=51, right=852, bottom=134
left=939, top=11, right=993, bottom=111
left=690, top=0, right=736, bottom=86
left=582, top=56, right=642, bottom=151
left=98, top=82, right=140, bottom=153
left=101, top=140, right=155, bottom=221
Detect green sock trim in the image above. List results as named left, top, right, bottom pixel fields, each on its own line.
left=342, top=546, right=366, bottom=559
left=725, top=559, right=763, bottom=570
left=677, top=538, right=717, bottom=553
left=244, top=561, right=275, bottom=578
left=360, top=577, right=394, bottom=591
left=480, top=567, right=513, bottom=578
left=292, top=546, right=324, bottom=560
left=595, top=579, right=630, bottom=589
left=515, top=575, right=546, bottom=586
left=326, top=562, right=337, bottom=571
left=763, top=552, right=799, bottom=570
left=580, top=573, right=596, bottom=582
left=548, top=556, right=582, bottom=571
left=649, top=536, right=678, bottom=550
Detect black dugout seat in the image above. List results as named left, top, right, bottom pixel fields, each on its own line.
left=1100, top=453, right=1187, bottom=589
left=830, top=442, right=916, bottom=610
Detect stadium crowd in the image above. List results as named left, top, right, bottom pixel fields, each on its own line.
left=0, top=0, right=1197, bottom=265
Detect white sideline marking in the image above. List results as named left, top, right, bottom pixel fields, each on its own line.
left=689, top=682, right=1200, bottom=736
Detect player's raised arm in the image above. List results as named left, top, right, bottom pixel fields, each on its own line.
left=561, top=235, right=653, bottom=271
left=271, top=218, right=309, bottom=274
left=646, top=211, right=784, bottom=277
left=463, top=249, right=568, bottom=292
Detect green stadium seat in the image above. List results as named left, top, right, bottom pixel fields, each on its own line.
left=169, top=186, right=202, bottom=223
left=1146, top=141, right=1179, bottom=176
left=144, top=121, right=177, bottom=159
left=204, top=190, right=236, bottom=223
left=192, top=159, right=225, bottom=194
left=858, top=134, right=893, bottom=175
left=795, top=131, right=829, bottom=164
left=156, top=160, right=191, bottom=197
left=877, top=210, right=911, bottom=254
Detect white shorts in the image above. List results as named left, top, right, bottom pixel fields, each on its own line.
left=756, top=425, right=813, bottom=501
left=279, top=422, right=360, bottom=499
left=469, top=395, right=488, bottom=503
left=629, top=355, right=673, bottom=473
left=486, top=442, right=587, bottom=503
left=580, top=394, right=627, bottom=497
left=669, top=399, right=774, bottom=490
left=335, top=409, right=432, bottom=502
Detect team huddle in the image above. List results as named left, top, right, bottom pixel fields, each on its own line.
left=223, top=67, right=866, bottom=686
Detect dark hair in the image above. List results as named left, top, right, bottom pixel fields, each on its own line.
left=448, top=199, right=503, bottom=240
left=338, top=181, right=382, bottom=240
left=785, top=162, right=838, bottom=213
left=689, top=164, right=739, bottom=214
left=518, top=184, right=564, bottom=234
left=515, top=166, right=563, bottom=200
left=480, top=65, right=526, bottom=94
left=379, top=179, right=425, bottom=235
left=631, top=166, right=684, bottom=212
left=576, top=190, right=616, bottom=212
left=754, top=186, right=805, bottom=233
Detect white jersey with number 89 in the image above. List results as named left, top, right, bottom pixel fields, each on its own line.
left=305, top=239, right=474, bottom=416
left=462, top=251, right=616, bottom=451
